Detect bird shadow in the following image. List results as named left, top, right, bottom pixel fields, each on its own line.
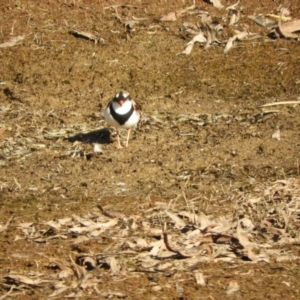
left=67, top=128, right=111, bottom=144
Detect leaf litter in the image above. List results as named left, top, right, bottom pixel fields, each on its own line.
left=1, top=178, right=300, bottom=297
left=160, top=1, right=196, bottom=22
left=178, top=2, right=300, bottom=55
left=1, top=1, right=300, bottom=298
left=0, top=100, right=281, bottom=165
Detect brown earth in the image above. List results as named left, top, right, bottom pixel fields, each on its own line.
left=1, top=0, right=300, bottom=299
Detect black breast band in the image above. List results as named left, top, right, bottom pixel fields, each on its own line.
left=110, top=103, right=134, bottom=125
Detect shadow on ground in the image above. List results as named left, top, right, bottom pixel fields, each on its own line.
left=67, top=128, right=111, bottom=144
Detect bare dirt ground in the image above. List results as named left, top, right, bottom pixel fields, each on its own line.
left=1, top=0, right=300, bottom=299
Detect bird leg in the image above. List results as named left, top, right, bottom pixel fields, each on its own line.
left=125, top=128, right=131, bottom=147
left=116, top=129, right=123, bottom=149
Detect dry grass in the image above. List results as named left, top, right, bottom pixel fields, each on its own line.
left=1, top=0, right=300, bottom=298
left=0, top=178, right=299, bottom=298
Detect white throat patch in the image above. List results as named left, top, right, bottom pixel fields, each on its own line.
left=112, top=100, right=133, bottom=115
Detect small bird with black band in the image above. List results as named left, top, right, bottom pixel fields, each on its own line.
left=103, top=90, right=140, bottom=149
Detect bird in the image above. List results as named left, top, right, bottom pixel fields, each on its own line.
left=103, top=90, right=140, bottom=149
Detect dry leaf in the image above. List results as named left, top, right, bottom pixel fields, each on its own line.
left=176, top=283, right=184, bottom=294
left=69, top=255, right=87, bottom=279
left=69, top=218, right=118, bottom=234
left=229, top=9, right=241, bottom=26
left=207, top=0, right=224, bottom=9
left=278, top=19, right=300, bottom=39
left=0, top=35, right=26, bottom=48
left=49, top=284, right=69, bottom=298
left=182, top=32, right=207, bottom=55
left=155, top=262, right=172, bottom=271
left=226, top=281, right=240, bottom=294
left=13, top=235, right=23, bottom=241
left=282, top=281, right=291, bottom=287
left=80, top=274, right=101, bottom=292
left=198, top=211, right=211, bottom=230
left=161, top=2, right=195, bottom=21
left=100, top=291, right=127, bottom=298
left=106, top=257, right=122, bottom=275
left=160, top=12, right=177, bottom=22
left=93, top=143, right=103, bottom=153
left=224, top=31, right=248, bottom=53
left=141, top=256, right=159, bottom=269
left=179, top=211, right=203, bottom=226
left=236, top=218, right=255, bottom=248
left=5, top=274, right=44, bottom=286
left=145, top=227, right=162, bottom=237
left=58, top=267, right=74, bottom=279
left=272, top=128, right=281, bottom=140
left=69, top=30, right=104, bottom=44
left=182, top=43, right=194, bottom=55
left=165, top=211, right=186, bottom=228
left=151, top=285, right=163, bottom=292
left=135, top=237, right=149, bottom=248
left=195, top=272, right=206, bottom=286
left=48, top=259, right=73, bottom=280
left=247, top=247, right=269, bottom=263
left=65, top=291, right=83, bottom=298
left=149, top=240, right=165, bottom=256
left=73, top=236, right=91, bottom=244
left=203, top=25, right=221, bottom=49
left=279, top=7, right=291, bottom=17
left=249, top=15, right=277, bottom=30
left=226, top=0, right=240, bottom=11
left=18, top=222, right=34, bottom=229
left=182, top=21, right=199, bottom=32
left=125, top=20, right=139, bottom=30
left=276, top=254, right=300, bottom=262
left=132, top=16, right=148, bottom=21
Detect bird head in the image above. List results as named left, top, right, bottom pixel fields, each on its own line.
left=114, top=90, right=130, bottom=106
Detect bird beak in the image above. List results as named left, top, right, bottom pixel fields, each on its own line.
left=118, top=100, right=124, bottom=106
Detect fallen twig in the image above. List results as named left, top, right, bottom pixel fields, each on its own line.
left=259, top=101, right=300, bottom=107
left=97, top=204, right=116, bottom=219
left=69, top=30, right=104, bottom=44
left=0, top=285, right=15, bottom=300
left=163, top=223, right=190, bottom=258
